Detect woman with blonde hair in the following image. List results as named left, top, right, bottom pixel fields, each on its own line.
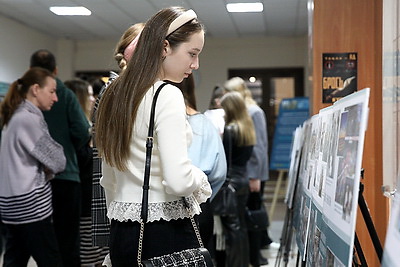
left=224, top=76, right=272, bottom=266
left=96, top=7, right=211, bottom=266
left=215, top=91, right=256, bottom=267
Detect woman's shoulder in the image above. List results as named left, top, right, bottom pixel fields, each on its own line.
left=152, top=81, right=184, bottom=104
left=247, top=103, right=263, bottom=113
left=12, top=106, right=41, bottom=127
left=157, top=81, right=182, bottom=94
left=188, top=113, right=216, bottom=134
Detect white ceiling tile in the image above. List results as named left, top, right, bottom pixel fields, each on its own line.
left=0, top=0, right=308, bottom=40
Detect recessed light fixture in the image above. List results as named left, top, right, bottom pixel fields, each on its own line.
left=50, top=6, right=91, bottom=16
left=226, top=2, right=263, bottom=13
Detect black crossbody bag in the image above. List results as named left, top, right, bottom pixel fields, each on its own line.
left=137, top=82, right=213, bottom=267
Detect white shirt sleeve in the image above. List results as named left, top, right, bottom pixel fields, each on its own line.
left=155, top=85, right=209, bottom=197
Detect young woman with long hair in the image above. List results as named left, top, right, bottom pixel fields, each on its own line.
left=216, top=91, right=256, bottom=267
left=224, top=77, right=272, bottom=266
left=95, top=7, right=211, bottom=266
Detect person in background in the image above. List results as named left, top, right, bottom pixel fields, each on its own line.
left=64, top=78, right=108, bottom=267
left=171, top=74, right=227, bottom=253
left=88, top=78, right=105, bottom=101
left=65, top=79, right=95, bottom=120
left=216, top=91, right=256, bottom=267
left=204, top=85, right=225, bottom=136
left=30, top=49, right=91, bottom=267
left=91, top=22, right=145, bottom=249
left=224, top=76, right=272, bottom=266
left=95, top=7, right=211, bottom=266
left=0, top=67, right=66, bottom=266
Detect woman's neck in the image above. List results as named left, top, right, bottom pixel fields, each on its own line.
left=186, top=106, right=199, bottom=115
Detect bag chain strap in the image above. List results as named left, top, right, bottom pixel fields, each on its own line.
left=189, top=215, right=204, bottom=248
left=138, top=221, right=145, bottom=266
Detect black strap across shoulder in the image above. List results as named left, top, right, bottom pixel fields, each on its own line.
left=141, top=82, right=168, bottom=223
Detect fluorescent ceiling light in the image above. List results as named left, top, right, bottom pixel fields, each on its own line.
left=50, top=6, right=91, bottom=16
left=226, top=3, right=263, bottom=13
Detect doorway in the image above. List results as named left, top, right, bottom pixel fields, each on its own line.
left=228, top=67, right=304, bottom=158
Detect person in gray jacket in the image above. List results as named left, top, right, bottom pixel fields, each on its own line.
left=0, top=67, right=66, bottom=266
left=30, top=49, right=91, bottom=267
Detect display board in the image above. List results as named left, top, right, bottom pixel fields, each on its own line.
left=270, top=97, right=309, bottom=170
left=288, top=88, right=370, bottom=266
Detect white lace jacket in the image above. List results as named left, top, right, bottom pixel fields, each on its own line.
left=100, top=81, right=211, bottom=223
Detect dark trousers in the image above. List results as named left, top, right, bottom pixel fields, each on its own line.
left=3, top=216, right=61, bottom=267
left=247, top=181, right=272, bottom=266
left=109, top=217, right=199, bottom=267
left=51, top=179, right=81, bottom=267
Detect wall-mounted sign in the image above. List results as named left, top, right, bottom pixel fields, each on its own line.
left=322, top=53, right=357, bottom=103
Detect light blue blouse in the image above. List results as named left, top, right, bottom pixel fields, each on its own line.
left=187, top=113, right=227, bottom=200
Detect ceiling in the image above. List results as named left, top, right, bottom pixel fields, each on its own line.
left=0, top=0, right=308, bottom=41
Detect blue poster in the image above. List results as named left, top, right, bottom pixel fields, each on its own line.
left=270, top=97, right=309, bottom=170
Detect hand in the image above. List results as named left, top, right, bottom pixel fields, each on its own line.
left=44, top=167, right=55, bottom=181
left=249, top=178, right=261, bottom=192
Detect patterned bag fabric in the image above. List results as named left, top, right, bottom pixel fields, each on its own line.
left=142, top=248, right=213, bottom=267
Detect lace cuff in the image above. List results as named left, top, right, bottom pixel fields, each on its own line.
left=193, top=175, right=212, bottom=204
left=107, top=195, right=202, bottom=222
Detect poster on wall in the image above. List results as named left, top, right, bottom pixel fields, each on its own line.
left=322, top=53, right=357, bottom=103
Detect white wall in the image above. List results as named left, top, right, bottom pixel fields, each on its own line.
left=0, top=14, right=308, bottom=111
left=0, top=15, right=57, bottom=83
left=195, top=36, right=308, bottom=111
left=74, top=36, right=308, bottom=111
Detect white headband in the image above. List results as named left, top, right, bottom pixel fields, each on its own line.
left=167, top=9, right=197, bottom=36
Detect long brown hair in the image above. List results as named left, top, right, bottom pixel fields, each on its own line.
left=64, top=78, right=91, bottom=119
left=0, top=67, right=54, bottom=127
left=95, top=7, right=204, bottom=171
left=220, top=91, right=256, bottom=146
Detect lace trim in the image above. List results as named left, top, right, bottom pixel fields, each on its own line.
left=193, top=174, right=212, bottom=204
left=107, top=195, right=202, bottom=222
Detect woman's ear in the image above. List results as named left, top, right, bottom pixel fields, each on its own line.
left=163, top=40, right=171, bottom=57
left=31, top=83, right=40, bottom=97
